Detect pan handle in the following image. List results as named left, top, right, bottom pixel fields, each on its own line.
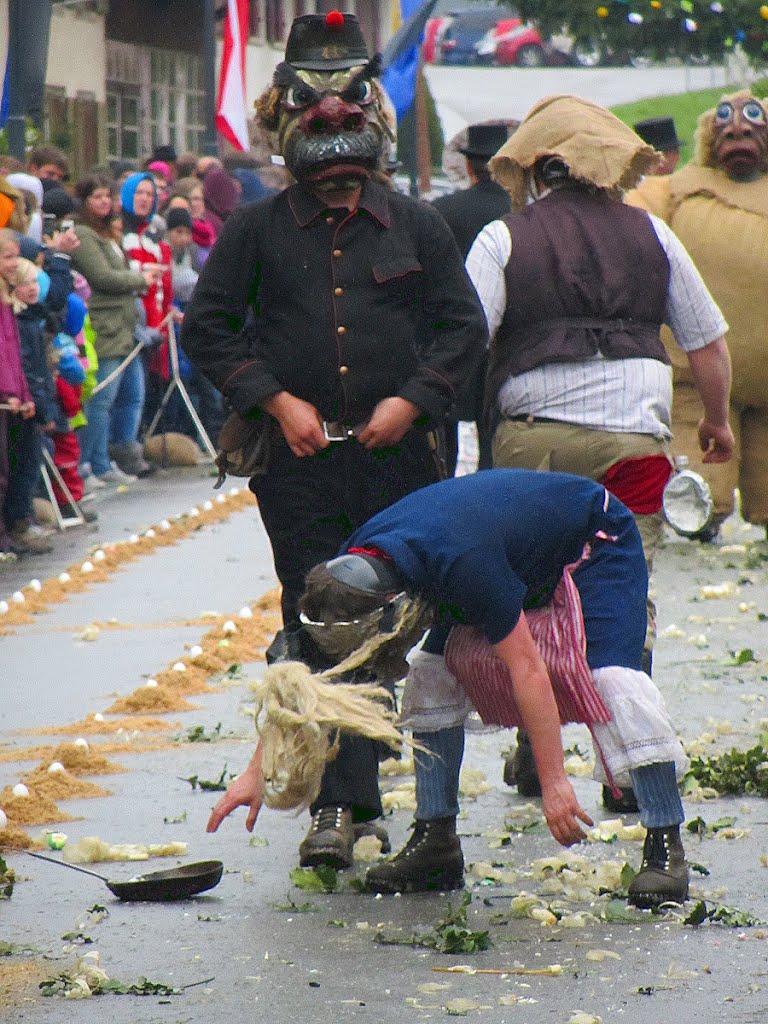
left=27, top=851, right=110, bottom=883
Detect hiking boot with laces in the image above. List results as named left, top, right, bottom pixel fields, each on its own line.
left=628, top=825, right=689, bottom=909
left=502, top=731, right=542, bottom=797
left=365, top=817, right=464, bottom=893
left=299, top=805, right=354, bottom=870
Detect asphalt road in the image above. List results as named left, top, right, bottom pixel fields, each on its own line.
left=426, top=63, right=730, bottom=138
left=2, top=466, right=768, bottom=1023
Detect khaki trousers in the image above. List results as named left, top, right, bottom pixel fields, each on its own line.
left=492, top=418, right=669, bottom=650
left=670, top=382, right=768, bottom=527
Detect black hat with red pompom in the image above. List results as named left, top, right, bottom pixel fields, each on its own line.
left=285, top=11, right=370, bottom=71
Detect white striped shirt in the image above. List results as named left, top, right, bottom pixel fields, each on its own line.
left=466, top=213, right=728, bottom=440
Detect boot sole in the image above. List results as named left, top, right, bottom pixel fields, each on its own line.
left=366, top=870, right=465, bottom=895
left=628, top=889, right=688, bottom=910
left=299, top=849, right=353, bottom=871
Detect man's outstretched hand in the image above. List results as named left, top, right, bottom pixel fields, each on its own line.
left=206, top=747, right=265, bottom=833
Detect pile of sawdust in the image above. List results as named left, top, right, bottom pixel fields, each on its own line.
left=153, top=664, right=216, bottom=696
left=0, top=789, right=75, bottom=825
left=0, top=736, right=170, bottom=764
left=0, top=823, right=39, bottom=851
left=22, top=768, right=111, bottom=801
left=0, top=958, right=50, bottom=1008
left=105, top=687, right=199, bottom=715
left=27, top=713, right=179, bottom=736
left=42, top=743, right=124, bottom=776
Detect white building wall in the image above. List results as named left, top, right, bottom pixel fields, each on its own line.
left=47, top=4, right=107, bottom=102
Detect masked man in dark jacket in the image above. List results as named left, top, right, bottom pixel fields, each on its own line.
left=182, top=12, right=486, bottom=872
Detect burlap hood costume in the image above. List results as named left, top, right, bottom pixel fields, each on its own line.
left=628, top=90, right=768, bottom=527
left=489, top=95, right=658, bottom=208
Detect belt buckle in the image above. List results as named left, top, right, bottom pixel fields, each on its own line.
left=322, top=420, right=356, bottom=442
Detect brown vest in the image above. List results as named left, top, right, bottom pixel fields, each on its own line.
left=487, top=187, right=670, bottom=408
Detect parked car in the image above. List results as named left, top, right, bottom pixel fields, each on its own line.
left=438, top=9, right=505, bottom=65
left=475, top=16, right=548, bottom=67
left=423, top=16, right=451, bottom=63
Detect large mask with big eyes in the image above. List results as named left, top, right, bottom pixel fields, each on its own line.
left=709, top=93, right=768, bottom=181
left=256, top=57, right=394, bottom=189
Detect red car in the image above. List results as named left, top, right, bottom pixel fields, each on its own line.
left=475, top=16, right=548, bottom=67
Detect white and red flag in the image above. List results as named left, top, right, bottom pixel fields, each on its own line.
left=216, top=0, right=250, bottom=151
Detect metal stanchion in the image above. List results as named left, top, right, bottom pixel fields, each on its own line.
left=39, top=448, right=86, bottom=530
left=144, top=329, right=217, bottom=460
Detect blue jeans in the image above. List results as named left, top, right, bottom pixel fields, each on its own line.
left=79, top=356, right=145, bottom=475
left=110, top=355, right=145, bottom=445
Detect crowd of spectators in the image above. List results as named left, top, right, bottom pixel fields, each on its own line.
left=0, top=143, right=274, bottom=562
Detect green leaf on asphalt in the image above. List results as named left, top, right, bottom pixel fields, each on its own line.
left=289, top=865, right=338, bottom=893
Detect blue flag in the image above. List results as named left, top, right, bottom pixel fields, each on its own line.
left=0, top=58, right=9, bottom=130
left=382, top=0, right=439, bottom=121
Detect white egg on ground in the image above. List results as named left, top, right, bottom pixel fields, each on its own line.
left=222, top=620, right=237, bottom=634
left=94, top=550, right=106, bottom=562
left=203, top=500, right=213, bottom=511
left=93, top=713, right=105, bottom=722
left=12, top=784, right=29, bottom=798
left=160, top=519, right=171, bottom=531
left=29, top=579, right=42, bottom=593
left=238, top=606, right=253, bottom=619
left=12, top=591, right=25, bottom=604
left=129, top=534, right=140, bottom=544
left=145, top=529, right=156, bottom=538
left=144, top=679, right=159, bottom=688
left=229, top=486, right=240, bottom=497
left=189, top=507, right=200, bottom=517
left=73, top=738, right=89, bottom=751
left=58, top=572, right=71, bottom=584
left=189, top=645, right=203, bottom=658
left=215, top=494, right=226, bottom=504
left=80, top=561, right=94, bottom=573
left=172, top=662, right=187, bottom=672
left=47, top=762, right=65, bottom=774
left=0, top=601, right=8, bottom=614
left=0, top=808, right=7, bottom=829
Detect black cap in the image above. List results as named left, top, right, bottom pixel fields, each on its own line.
left=633, top=116, right=681, bottom=152
left=285, top=12, right=369, bottom=71
left=41, top=185, right=78, bottom=218
left=152, top=144, right=178, bottom=164
left=166, top=207, right=193, bottom=231
left=325, top=553, right=402, bottom=596
left=459, top=123, right=509, bottom=159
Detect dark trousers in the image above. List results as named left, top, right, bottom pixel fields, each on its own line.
left=252, top=430, right=438, bottom=820
left=3, top=415, right=42, bottom=530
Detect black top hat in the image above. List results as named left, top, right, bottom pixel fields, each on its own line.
left=285, top=12, right=370, bottom=71
left=152, top=144, right=178, bottom=164
left=633, top=116, right=681, bottom=152
left=459, top=123, right=509, bottom=159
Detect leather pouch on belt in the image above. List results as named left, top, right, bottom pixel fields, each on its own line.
left=214, top=411, right=272, bottom=488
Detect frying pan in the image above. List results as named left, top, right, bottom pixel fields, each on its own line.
left=27, top=852, right=223, bottom=901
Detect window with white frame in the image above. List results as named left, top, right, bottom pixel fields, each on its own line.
left=106, top=40, right=206, bottom=161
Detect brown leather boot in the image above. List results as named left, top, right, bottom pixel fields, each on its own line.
left=299, top=805, right=355, bottom=870
left=365, top=817, right=464, bottom=893
left=628, top=825, right=689, bottom=908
